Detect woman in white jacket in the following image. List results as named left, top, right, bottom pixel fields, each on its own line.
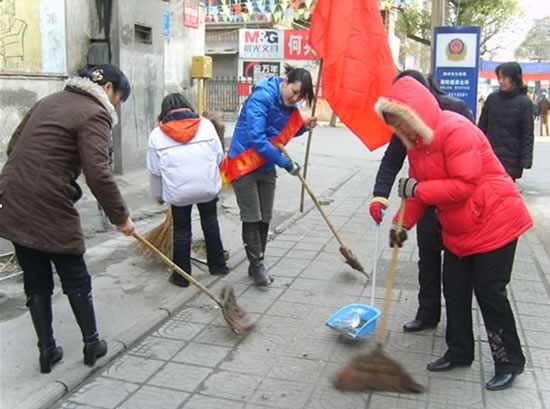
left=147, top=94, right=228, bottom=287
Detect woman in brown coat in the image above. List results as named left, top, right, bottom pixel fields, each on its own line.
left=0, top=64, right=135, bottom=373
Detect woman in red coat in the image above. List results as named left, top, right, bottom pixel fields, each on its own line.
left=375, top=76, right=533, bottom=391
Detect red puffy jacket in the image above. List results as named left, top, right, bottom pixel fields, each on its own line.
left=377, top=77, right=532, bottom=257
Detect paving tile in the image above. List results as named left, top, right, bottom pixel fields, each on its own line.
left=541, top=390, right=550, bottom=409
left=517, top=303, right=550, bottom=318
left=182, top=394, right=245, bottom=409
left=265, top=300, right=315, bottom=320
left=304, top=384, right=369, bottom=409
left=524, top=330, right=550, bottom=350
left=193, top=325, right=245, bottom=347
left=485, top=386, right=543, bottom=409
left=370, top=394, right=428, bottom=409
left=293, top=241, right=327, bottom=251
left=288, top=277, right=364, bottom=296
left=426, top=378, right=483, bottom=408
left=266, top=356, right=326, bottom=382
left=118, top=385, right=188, bottom=409
left=268, top=240, right=297, bottom=250
left=173, top=305, right=219, bottom=324
left=173, top=342, right=232, bottom=368
left=265, top=245, right=291, bottom=257
left=200, top=371, right=262, bottom=400
left=129, top=336, right=186, bottom=361
left=248, top=378, right=315, bottom=409
left=154, top=320, right=206, bottom=341
left=269, top=257, right=311, bottom=277
left=103, top=355, right=165, bottom=383
left=529, top=348, right=550, bottom=369
left=60, top=403, right=105, bottom=409
left=219, top=350, right=276, bottom=376
left=147, top=362, right=212, bottom=392
left=386, top=331, right=434, bottom=356
left=256, top=315, right=303, bottom=335
left=66, top=378, right=139, bottom=408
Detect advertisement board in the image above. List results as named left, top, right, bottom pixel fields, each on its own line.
left=239, top=29, right=283, bottom=60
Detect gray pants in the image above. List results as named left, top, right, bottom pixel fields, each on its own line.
left=232, top=169, right=276, bottom=223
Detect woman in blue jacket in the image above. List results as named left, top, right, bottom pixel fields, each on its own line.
left=224, top=64, right=317, bottom=286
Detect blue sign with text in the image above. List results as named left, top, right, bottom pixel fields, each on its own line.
left=432, top=26, right=480, bottom=119
left=163, top=10, right=170, bottom=37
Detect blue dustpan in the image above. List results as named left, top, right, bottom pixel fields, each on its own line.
left=326, top=224, right=382, bottom=339
left=325, top=303, right=381, bottom=339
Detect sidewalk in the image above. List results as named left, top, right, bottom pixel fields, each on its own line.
left=51, top=167, right=550, bottom=409
left=0, top=125, right=378, bottom=409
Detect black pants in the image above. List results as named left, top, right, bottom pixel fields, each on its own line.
left=415, top=206, right=443, bottom=324
left=172, top=198, right=226, bottom=274
left=13, top=243, right=91, bottom=296
left=442, top=239, right=525, bottom=374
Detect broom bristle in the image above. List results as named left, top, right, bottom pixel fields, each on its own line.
left=135, top=209, right=173, bottom=259
left=339, top=246, right=367, bottom=275
left=220, top=286, right=255, bottom=336
left=333, top=347, right=425, bottom=393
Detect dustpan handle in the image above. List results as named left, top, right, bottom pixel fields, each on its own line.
left=133, top=232, right=222, bottom=307
left=377, top=198, right=406, bottom=344
left=370, top=223, right=380, bottom=307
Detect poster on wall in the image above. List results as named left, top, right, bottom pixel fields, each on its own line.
left=240, top=60, right=281, bottom=82
left=0, top=0, right=66, bottom=74
left=183, top=2, right=199, bottom=29
left=432, top=26, right=480, bottom=118
left=239, top=29, right=283, bottom=60
left=284, top=30, right=317, bottom=60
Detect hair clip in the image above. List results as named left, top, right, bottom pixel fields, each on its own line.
left=91, top=69, right=104, bottom=82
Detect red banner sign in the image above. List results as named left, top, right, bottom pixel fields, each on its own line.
left=284, top=30, right=318, bottom=60
left=183, top=2, right=199, bottom=28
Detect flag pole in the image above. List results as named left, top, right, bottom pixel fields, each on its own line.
left=300, top=58, right=323, bottom=213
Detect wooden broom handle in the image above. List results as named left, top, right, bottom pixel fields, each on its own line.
left=133, top=232, right=222, bottom=306
left=277, top=143, right=346, bottom=248
left=377, top=198, right=406, bottom=344
left=300, top=59, right=323, bottom=212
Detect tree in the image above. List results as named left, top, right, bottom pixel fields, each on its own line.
left=397, top=0, right=524, bottom=56
left=515, top=17, right=550, bottom=61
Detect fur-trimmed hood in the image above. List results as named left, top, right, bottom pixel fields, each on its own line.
left=65, top=77, right=118, bottom=125
left=375, top=76, right=440, bottom=149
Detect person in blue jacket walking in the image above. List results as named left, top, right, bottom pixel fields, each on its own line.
left=225, top=64, right=317, bottom=286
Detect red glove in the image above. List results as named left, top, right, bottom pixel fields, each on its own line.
left=369, top=197, right=389, bottom=224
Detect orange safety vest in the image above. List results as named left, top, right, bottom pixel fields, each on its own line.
left=220, top=109, right=304, bottom=185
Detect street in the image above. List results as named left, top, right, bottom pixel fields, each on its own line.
left=2, top=125, right=549, bottom=409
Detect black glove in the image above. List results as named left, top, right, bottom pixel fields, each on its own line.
left=285, top=161, right=301, bottom=176
left=397, top=177, right=418, bottom=198
left=389, top=225, right=408, bottom=248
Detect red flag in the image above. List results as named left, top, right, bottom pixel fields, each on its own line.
left=309, top=0, right=396, bottom=150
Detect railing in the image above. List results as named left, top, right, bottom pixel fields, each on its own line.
left=206, top=77, right=253, bottom=114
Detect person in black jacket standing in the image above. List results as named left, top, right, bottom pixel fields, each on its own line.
left=478, top=62, right=534, bottom=180
left=369, top=70, right=474, bottom=333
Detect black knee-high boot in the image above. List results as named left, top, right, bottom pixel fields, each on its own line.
left=67, top=292, right=108, bottom=366
left=26, top=294, right=63, bottom=374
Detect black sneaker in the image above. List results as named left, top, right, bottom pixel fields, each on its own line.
left=169, top=272, right=190, bottom=287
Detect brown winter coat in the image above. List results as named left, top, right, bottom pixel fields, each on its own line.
left=0, top=77, right=129, bottom=255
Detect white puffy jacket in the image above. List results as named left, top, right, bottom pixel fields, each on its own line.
left=146, top=118, right=224, bottom=207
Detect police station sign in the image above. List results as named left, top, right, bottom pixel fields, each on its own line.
left=432, top=26, right=480, bottom=118
left=239, top=29, right=283, bottom=60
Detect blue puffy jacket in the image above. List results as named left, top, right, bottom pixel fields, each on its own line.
left=229, top=76, right=305, bottom=173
